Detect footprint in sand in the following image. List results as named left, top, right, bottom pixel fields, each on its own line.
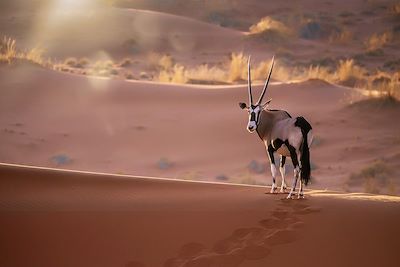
left=165, top=201, right=321, bottom=267
left=265, top=229, right=297, bottom=246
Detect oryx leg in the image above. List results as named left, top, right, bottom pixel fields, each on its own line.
left=287, top=145, right=300, bottom=199
left=267, top=144, right=277, bottom=193
left=279, top=155, right=287, bottom=193
left=297, top=151, right=304, bottom=198
left=298, top=179, right=304, bottom=199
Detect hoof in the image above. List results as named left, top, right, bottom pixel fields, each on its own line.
left=270, top=185, right=277, bottom=194
left=297, top=194, right=305, bottom=199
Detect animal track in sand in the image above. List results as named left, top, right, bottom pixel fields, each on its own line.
left=163, top=200, right=322, bottom=267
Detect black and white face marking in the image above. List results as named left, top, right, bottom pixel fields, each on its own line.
left=247, top=105, right=261, bottom=132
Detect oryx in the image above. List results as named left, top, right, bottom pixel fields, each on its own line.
left=239, top=56, right=313, bottom=199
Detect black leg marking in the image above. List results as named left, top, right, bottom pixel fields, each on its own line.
left=280, top=156, right=286, bottom=168
left=285, top=140, right=298, bottom=167
left=272, top=138, right=284, bottom=150
left=267, top=144, right=276, bottom=165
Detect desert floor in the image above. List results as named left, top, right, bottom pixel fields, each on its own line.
left=1, top=1, right=400, bottom=266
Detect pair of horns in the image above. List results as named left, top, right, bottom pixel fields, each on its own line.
left=247, top=56, right=275, bottom=106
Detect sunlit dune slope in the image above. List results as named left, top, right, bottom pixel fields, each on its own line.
left=0, top=1, right=243, bottom=58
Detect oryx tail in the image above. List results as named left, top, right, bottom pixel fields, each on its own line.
left=295, top=117, right=312, bottom=185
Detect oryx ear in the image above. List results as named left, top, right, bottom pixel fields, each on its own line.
left=262, top=99, right=272, bottom=107
left=239, top=102, right=247, bottom=109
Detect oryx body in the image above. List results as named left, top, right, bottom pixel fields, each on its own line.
left=239, top=56, right=313, bottom=199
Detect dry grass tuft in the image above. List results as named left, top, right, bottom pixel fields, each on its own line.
left=148, top=52, right=174, bottom=70
left=158, top=64, right=188, bottom=84
left=389, top=3, right=400, bottom=17
left=0, top=37, right=17, bottom=63
left=0, top=36, right=47, bottom=66
left=335, top=59, right=367, bottom=86
left=186, top=64, right=227, bottom=84
left=329, top=28, right=353, bottom=44
left=228, top=52, right=247, bottom=82
left=249, top=16, right=291, bottom=35
left=364, top=32, right=393, bottom=51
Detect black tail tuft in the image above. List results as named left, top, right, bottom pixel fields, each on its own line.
left=295, top=117, right=312, bottom=185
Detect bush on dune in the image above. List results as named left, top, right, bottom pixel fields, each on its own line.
left=347, top=160, right=394, bottom=195
left=364, top=32, right=393, bottom=52
left=0, top=36, right=47, bottom=67
left=248, top=17, right=293, bottom=44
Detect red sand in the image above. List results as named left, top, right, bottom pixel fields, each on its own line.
left=0, top=163, right=399, bottom=267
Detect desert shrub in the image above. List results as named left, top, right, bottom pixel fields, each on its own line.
left=364, top=32, right=393, bottom=51
left=186, top=64, right=227, bottom=84
left=76, top=57, right=89, bottom=68
left=119, top=57, right=132, bottom=67
left=148, top=52, right=174, bottom=70
left=347, top=160, right=392, bottom=193
left=367, top=72, right=400, bottom=97
left=125, top=72, right=134, bottom=80
left=250, top=16, right=291, bottom=35
left=140, top=71, right=151, bottom=80
left=158, top=54, right=173, bottom=70
left=248, top=17, right=293, bottom=44
left=329, top=28, right=353, bottom=44
left=0, top=37, right=16, bottom=63
left=158, top=64, right=187, bottom=84
left=228, top=52, right=247, bottom=82
left=335, top=59, right=367, bottom=87
left=64, top=57, right=77, bottom=67
left=306, top=65, right=333, bottom=81
left=24, top=47, right=46, bottom=66
left=389, top=3, right=400, bottom=17
left=0, top=36, right=47, bottom=66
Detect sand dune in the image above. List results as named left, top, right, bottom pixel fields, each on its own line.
left=1, top=64, right=399, bottom=192
left=0, top=163, right=399, bottom=267
left=0, top=2, right=243, bottom=59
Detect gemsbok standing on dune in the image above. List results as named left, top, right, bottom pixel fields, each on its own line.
left=239, top=56, right=313, bottom=199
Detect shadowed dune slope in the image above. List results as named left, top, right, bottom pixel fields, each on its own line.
left=1, top=64, right=400, bottom=190
left=0, top=163, right=399, bottom=267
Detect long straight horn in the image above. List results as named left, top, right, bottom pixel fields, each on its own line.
left=256, top=56, right=275, bottom=105
left=247, top=56, right=253, bottom=105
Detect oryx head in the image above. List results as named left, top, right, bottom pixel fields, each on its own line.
left=239, top=56, right=275, bottom=133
